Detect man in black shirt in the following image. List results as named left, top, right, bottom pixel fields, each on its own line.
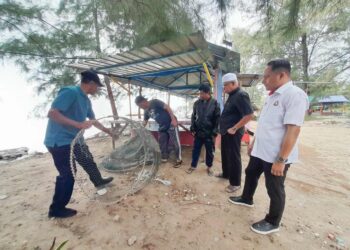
left=135, top=96, right=182, bottom=167
left=187, top=84, right=221, bottom=176
left=218, top=73, right=253, bottom=193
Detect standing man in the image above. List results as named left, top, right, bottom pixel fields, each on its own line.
left=187, top=84, right=221, bottom=176
left=218, top=73, right=253, bottom=193
left=135, top=96, right=182, bottom=167
left=229, top=59, right=309, bottom=235
left=44, top=70, right=114, bottom=218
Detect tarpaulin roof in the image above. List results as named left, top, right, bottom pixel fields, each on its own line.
left=69, top=32, right=261, bottom=97
left=318, top=95, right=349, bottom=104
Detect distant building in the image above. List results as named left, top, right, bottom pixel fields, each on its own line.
left=311, top=95, right=350, bottom=115
left=317, top=95, right=349, bottom=105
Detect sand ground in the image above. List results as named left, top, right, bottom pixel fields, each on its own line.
left=0, top=117, right=349, bottom=250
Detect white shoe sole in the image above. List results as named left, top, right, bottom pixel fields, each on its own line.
left=250, top=226, right=280, bottom=235
left=228, top=198, right=254, bottom=208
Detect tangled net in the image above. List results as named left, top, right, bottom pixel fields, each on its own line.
left=70, top=116, right=161, bottom=203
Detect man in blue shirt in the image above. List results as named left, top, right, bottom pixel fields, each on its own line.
left=44, top=70, right=113, bottom=218
left=135, top=96, right=182, bottom=167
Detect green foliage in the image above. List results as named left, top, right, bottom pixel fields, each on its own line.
left=0, top=0, right=232, bottom=111
left=233, top=0, right=350, bottom=98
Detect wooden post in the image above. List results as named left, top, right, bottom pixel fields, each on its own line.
left=104, top=75, right=118, bottom=149
left=128, top=80, right=132, bottom=119
left=104, top=75, right=118, bottom=119
left=138, top=86, right=142, bottom=119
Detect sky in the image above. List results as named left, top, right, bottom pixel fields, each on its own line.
left=0, top=7, right=249, bottom=152
left=0, top=62, right=186, bottom=152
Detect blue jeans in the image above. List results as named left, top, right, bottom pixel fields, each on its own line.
left=191, top=136, right=215, bottom=168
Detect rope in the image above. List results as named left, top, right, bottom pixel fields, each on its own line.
left=69, top=116, right=161, bottom=204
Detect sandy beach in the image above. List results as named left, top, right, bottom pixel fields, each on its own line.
left=0, top=117, right=349, bottom=250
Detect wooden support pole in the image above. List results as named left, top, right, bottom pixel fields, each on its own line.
left=104, top=75, right=118, bottom=119
left=110, top=77, right=130, bottom=93
left=128, top=80, right=132, bottom=119
left=138, top=86, right=142, bottom=119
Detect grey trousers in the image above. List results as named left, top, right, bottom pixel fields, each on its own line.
left=158, top=125, right=182, bottom=161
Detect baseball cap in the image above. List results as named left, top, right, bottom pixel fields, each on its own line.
left=81, top=70, right=103, bottom=87
left=222, top=73, right=238, bottom=84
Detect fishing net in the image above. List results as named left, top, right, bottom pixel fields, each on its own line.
left=70, top=116, right=161, bottom=203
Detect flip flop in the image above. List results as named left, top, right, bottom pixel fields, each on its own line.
left=186, top=167, right=196, bottom=174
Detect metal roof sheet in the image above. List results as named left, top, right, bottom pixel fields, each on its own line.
left=318, top=95, right=349, bottom=103
left=69, top=32, right=261, bottom=97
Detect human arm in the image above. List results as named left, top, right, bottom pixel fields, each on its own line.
left=247, top=136, right=255, bottom=156
left=142, top=120, right=148, bottom=127
left=212, top=101, right=221, bottom=136
left=190, top=102, right=197, bottom=136
left=143, top=110, right=150, bottom=127
left=271, top=125, right=301, bottom=176
left=164, top=104, right=177, bottom=126
left=92, top=119, right=113, bottom=136
left=227, top=91, right=254, bottom=135
left=271, top=90, right=308, bottom=176
left=227, top=113, right=254, bottom=134
left=48, top=109, right=93, bottom=129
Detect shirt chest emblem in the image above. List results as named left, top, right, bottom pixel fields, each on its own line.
left=273, top=100, right=279, bottom=106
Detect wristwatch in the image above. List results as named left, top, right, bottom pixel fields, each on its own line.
left=276, top=156, right=288, bottom=163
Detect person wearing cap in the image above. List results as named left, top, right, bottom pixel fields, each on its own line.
left=44, top=70, right=114, bottom=218
left=186, top=84, right=220, bottom=176
left=135, top=96, right=182, bottom=167
left=218, top=73, right=254, bottom=193
left=228, top=59, right=309, bottom=235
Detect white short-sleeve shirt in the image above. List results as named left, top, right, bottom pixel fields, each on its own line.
left=251, top=81, right=309, bottom=164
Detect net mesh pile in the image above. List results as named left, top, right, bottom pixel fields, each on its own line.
left=70, top=116, right=161, bottom=203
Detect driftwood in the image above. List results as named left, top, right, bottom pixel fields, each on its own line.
left=0, top=147, right=28, bottom=161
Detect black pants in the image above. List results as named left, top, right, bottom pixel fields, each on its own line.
left=47, top=144, right=104, bottom=212
left=241, top=156, right=290, bottom=226
left=159, top=125, right=182, bottom=161
left=191, top=136, right=215, bottom=168
left=221, top=133, right=243, bottom=186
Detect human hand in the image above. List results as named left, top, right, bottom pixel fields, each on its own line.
left=271, top=162, right=285, bottom=176
left=247, top=144, right=253, bottom=156
left=227, top=127, right=237, bottom=135
left=105, top=128, right=115, bottom=137
left=78, top=120, right=94, bottom=130
left=171, top=118, right=178, bottom=127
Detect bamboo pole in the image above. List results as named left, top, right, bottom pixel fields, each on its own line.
left=203, top=62, right=214, bottom=87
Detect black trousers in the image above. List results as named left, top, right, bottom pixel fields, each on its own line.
left=191, top=136, right=215, bottom=168
left=158, top=125, right=182, bottom=161
left=241, top=156, right=290, bottom=226
left=47, top=144, right=104, bottom=212
left=221, top=133, right=243, bottom=186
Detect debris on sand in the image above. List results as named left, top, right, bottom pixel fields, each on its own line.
left=0, top=194, right=8, bottom=200
left=128, top=236, right=137, bottom=246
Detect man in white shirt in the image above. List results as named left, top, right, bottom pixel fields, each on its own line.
left=228, top=59, right=309, bottom=235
